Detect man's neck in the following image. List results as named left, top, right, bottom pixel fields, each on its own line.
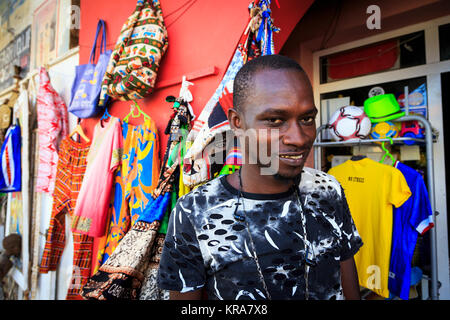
left=227, top=165, right=296, bottom=195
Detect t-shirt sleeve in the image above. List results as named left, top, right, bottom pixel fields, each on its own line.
left=336, top=186, right=364, bottom=261
left=389, top=168, right=412, bottom=208
left=157, top=200, right=206, bottom=292
left=410, top=176, right=434, bottom=235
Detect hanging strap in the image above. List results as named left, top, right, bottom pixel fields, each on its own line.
left=88, top=19, right=107, bottom=64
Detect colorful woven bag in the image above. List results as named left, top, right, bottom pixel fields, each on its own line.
left=98, top=0, right=168, bottom=106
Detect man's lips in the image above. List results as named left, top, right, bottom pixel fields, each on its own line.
left=278, top=152, right=305, bottom=160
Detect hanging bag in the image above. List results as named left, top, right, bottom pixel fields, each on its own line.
left=69, top=19, right=112, bottom=118
left=98, top=0, right=168, bottom=106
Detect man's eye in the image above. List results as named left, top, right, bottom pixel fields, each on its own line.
left=300, top=116, right=315, bottom=125
left=266, top=118, right=284, bottom=125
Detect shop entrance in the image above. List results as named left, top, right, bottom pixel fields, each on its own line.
left=441, top=71, right=450, bottom=259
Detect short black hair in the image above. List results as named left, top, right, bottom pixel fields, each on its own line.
left=233, top=54, right=307, bottom=112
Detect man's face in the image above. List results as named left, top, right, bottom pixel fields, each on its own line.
left=232, top=68, right=317, bottom=180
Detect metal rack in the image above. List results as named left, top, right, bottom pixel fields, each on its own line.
left=313, top=114, right=439, bottom=300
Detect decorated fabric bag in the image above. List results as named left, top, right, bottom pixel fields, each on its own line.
left=98, top=0, right=168, bottom=106
left=69, top=20, right=112, bottom=118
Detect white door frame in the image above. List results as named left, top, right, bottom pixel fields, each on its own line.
left=313, top=15, right=450, bottom=299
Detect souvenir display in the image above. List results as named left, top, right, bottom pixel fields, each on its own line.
left=98, top=0, right=168, bottom=105
left=69, top=19, right=112, bottom=118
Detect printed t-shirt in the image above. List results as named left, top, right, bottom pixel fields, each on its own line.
left=328, top=158, right=411, bottom=298
left=157, top=167, right=363, bottom=300
left=389, top=161, right=434, bottom=299
left=72, top=117, right=123, bottom=237
left=95, top=117, right=160, bottom=270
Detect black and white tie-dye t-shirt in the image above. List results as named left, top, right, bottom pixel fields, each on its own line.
left=157, top=167, right=363, bottom=300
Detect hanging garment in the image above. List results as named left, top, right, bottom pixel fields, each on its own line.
left=39, top=136, right=94, bottom=300
left=136, top=96, right=192, bottom=299
left=0, top=124, right=21, bottom=192
left=388, top=161, right=434, bottom=300
left=81, top=95, right=190, bottom=300
left=36, top=67, right=69, bottom=194
left=328, top=158, right=411, bottom=298
left=94, top=117, right=160, bottom=270
left=71, top=117, right=123, bottom=237
left=81, top=199, right=169, bottom=300
left=182, top=0, right=278, bottom=188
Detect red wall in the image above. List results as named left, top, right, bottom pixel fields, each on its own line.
left=78, top=0, right=314, bottom=157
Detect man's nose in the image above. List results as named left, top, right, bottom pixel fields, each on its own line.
left=281, top=121, right=310, bottom=148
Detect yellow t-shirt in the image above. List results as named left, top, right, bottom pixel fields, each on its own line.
left=328, top=158, right=411, bottom=298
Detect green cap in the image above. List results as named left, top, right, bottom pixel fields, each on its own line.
left=364, top=93, right=405, bottom=123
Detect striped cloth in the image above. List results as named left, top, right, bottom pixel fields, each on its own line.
left=39, top=136, right=94, bottom=300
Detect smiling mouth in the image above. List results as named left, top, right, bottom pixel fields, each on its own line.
left=279, top=154, right=304, bottom=160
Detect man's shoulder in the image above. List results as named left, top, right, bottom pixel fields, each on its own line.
left=300, top=167, right=343, bottom=197
left=177, top=175, right=226, bottom=206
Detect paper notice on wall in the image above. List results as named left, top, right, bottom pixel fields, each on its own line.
left=397, top=83, right=428, bottom=118
left=400, top=145, right=421, bottom=161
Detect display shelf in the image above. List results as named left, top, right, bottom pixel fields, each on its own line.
left=313, top=114, right=440, bottom=300
left=314, top=136, right=425, bottom=147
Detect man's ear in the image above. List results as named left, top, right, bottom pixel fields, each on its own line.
left=228, top=108, right=243, bottom=131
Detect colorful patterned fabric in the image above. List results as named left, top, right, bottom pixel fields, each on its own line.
left=99, top=0, right=168, bottom=105
left=0, top=124, right=21, bottom=192
left=81, top=220, right=161, bottom=300
left=71, top=117, right=123, bottom=237
left=182, top=0, right=276, bottom=188
left=36, top=67, right=69, bottom=194
left=82, top=92, right=192, bottom=300
left=39, top=136, right=94, bottom=300
left=95, top=117, right=160, bottom=268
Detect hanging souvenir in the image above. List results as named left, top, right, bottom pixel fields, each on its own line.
left=81, top=79, right=194, bottom=300
left=182, top=0, right=279, bottom=188
left=98, top=0, right=168, bottom=105
left=69, top=19, right=112, bottom=118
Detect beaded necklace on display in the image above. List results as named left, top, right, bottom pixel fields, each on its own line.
left=232, top=169, right=315, bottom=300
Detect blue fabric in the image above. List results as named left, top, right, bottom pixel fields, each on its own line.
left=136, top=192, right=171, bottom=224
left=0, top=124, right=21, bottom=192
left=388, top=161, right=433, bottom=300
left=69, top=19, right=111, bottom=118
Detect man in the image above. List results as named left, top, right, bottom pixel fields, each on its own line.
left=157, top=54, right=363, bottom=300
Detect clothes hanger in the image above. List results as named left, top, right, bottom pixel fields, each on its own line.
left=351, top=140, right=366, bottom=161
left=123, top=100, right=151, bottom=123
left=69, top=119, right=90, bottom=143
left=380, top=137, right=395, bottom=166
left=101, top=107, right=112, bottom=121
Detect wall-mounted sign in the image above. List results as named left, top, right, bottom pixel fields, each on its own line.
left=0, top=26, right=31, bottom=92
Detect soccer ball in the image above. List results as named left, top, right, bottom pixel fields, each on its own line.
left=370, top=121, right=399, bottom=142
left=327, top=106, right=372, bottom=141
